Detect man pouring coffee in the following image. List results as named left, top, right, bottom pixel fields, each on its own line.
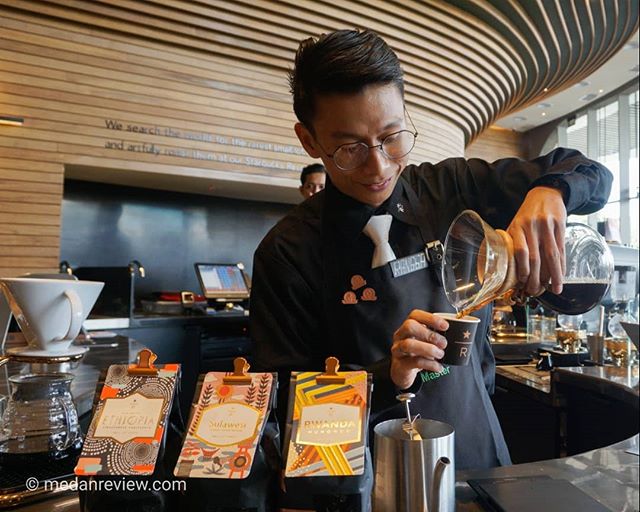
left=250, top=29, right=612, bottom=469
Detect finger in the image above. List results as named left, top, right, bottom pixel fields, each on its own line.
left=391, top=337, right=446, bottom=360
left=541, top=221, right=564, bottom=295
left=509, top=227, right=529, bottom=284
left=555, top=221, right=566, bottom=282
left=539, top=257, right=551, bottom=289
left=407, top=310, right=449, bottom=331
left=393, top=356, right=444, bottom=380
left=409, top=356, right=444, bottom=374
left=525, top=230, right=541, bottom=295
left=394, top=320, right=448, bottom=348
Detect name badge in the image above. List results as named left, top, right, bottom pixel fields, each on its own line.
left=390, top=252, right=427, bottom=278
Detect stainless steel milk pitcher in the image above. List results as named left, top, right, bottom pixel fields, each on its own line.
left=373, top=418, right=455, bottom=512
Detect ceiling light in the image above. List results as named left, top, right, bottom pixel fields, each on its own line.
left=630, top=65, right=639, bottom=73
left=574, top=81, right=591, bottom=88
left=598, top=89, right=604, bottom=93
left=623, top=41, right=639, bottom=50
left=541, top=112, right=547, bottom=116
left=537, top=102, right=552, bottom=109
left=543, top=87, right=549, bottom=92
left=0, top=115, right=24, bottom=126
left=580, top=93, right=599, bottom=102
left=513, top=116, right=527, bottom=122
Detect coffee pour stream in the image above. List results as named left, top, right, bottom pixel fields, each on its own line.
left=441, top=210, right=614, bottom=317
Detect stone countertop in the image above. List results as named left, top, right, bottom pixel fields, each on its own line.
left=553, top=365, right=639, bottom=409
left=4, top=357, right=638, bottom=511
left=456, top=434, right=639, bottom=511
left=496, top=363, right=640, bottom=409
left=83, top=310, right=248, bottom=331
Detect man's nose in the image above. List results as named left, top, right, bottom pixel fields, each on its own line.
left=363, top=145, right=392, bottom=176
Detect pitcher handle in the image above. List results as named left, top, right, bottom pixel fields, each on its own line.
left=54, top=290, right=84, bottom=342
left=56, top=395, right=74, bottom=451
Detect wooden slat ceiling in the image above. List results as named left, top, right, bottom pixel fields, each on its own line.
left=2, top=0, right=638, bottom=144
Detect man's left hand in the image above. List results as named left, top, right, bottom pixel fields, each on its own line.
left=507, top=186, right=567, bottom=296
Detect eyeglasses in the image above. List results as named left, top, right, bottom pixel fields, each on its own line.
left=315, top=110, right=418, bottom=171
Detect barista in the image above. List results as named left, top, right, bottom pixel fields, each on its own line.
left=299, top=163, right=327, bottom=200
left=250, top=29, right=612, bottom=469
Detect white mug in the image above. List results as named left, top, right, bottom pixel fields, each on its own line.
left=0, top=277, right=104, bottom=353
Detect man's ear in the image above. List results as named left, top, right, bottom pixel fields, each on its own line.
left=295, top=123, right=322, bottom=158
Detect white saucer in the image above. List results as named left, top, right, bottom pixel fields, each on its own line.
left=6, top=345, right=89, bottom=359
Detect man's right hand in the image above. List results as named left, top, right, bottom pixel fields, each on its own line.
left=390, top=310, right=449, bottom=389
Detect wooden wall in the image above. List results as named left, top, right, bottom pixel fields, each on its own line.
left=465, top=126, right=526, bottom=162
left=0, top=3, right=464, bottom=276
left=2, top=1, right=631, bottom=276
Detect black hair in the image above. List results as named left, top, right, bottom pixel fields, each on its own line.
left=289, top=29, right=404, bottom=130
left=300, top=163, right=326, bottom=185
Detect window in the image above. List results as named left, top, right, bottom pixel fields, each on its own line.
left=556, top=83, right=640, bottom=247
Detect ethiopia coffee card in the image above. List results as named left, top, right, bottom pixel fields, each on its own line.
left=75, top=363, right=179, bottom=476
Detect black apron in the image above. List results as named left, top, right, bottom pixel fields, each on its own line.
left=320, top=183, right=511, bottom=470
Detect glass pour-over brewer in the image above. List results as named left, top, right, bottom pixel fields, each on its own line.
left=442, top=210, right=614, bottom=317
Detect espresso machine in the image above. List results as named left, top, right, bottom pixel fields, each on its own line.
left=0, top=275, right=103, bottom=507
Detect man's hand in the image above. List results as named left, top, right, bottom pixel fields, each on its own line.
left=507, top=186, right=567, bottom=296
left=390, top=310, right=449, bottom=389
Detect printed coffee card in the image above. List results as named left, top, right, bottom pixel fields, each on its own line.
left=75, top=363, right=179, bottom=476
left=284, top=370, right=369, bottom=478
left=174, top=371, right=274, bottom=479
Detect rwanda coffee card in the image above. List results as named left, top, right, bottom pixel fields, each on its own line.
left=284, top=371, right=369, bottom=478
left=173, top=371, right=274, bottom=479
left=74, top=363, right=179, bottom=476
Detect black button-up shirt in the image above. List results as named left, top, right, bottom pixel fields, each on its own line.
left=250, top=148, right=612, bottom=469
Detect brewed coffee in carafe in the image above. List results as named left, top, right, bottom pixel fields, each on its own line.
left=442, top=211, right=614, bottom=316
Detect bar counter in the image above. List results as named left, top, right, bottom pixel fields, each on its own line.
left=2, top=355, right=638, bottom=511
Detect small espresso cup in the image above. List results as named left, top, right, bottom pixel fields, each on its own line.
left=434, top=312, right=481, bottom=366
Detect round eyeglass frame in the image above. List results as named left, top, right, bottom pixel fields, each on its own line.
left=313, top=110, right=419, bottom=171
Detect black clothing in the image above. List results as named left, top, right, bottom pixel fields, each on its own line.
left=250, top=148, right=612, bottom=470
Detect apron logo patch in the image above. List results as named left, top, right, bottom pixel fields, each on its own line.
left=350, top=274, right=366, bottom=290
left=419, top=366, right=451, bottom=383
left=342, top=291, right=358, bottom=304
left=361, top=287, right=377, bottom=301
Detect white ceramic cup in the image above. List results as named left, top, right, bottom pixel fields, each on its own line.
left=0, top=277, right=104, bottom=353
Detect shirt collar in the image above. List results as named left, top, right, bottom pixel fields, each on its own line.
left=323, top=175, right=420, bottom=243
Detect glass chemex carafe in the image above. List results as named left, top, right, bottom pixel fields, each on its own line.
left=0, top=372, right=82, bottom=465
left=442, top=210, right=614, bottom=317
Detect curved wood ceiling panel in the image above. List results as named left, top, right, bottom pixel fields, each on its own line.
left=4, top=0, right=638, bottom=144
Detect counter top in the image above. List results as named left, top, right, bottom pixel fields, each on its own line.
left=83, top=311, right=248, bottom=331
left=496, top=362, right=640, bottom=409
left=456, top=434, right=639, bottom=511
left=553, top=365, right=639, bottom=409
left=3, top=357, right=638, bottom=511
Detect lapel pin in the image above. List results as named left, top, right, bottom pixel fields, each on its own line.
left=361, top=287, right=377, bottom=301
left=342, top=291, right=358, bottom=305
left=350, top=274, right=367, bottom=290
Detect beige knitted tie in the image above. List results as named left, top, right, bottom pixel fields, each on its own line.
left=363, top=214, right=397, bottom=268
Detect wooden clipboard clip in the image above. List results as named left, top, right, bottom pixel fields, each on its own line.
left=315, top=356, right=346, bottom=385
left=223, top=357, right=253, bottom=385
left=128, top=348, right=159, bottom=376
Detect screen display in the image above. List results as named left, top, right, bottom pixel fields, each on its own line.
left=195, top=264, right=249, bottom=299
